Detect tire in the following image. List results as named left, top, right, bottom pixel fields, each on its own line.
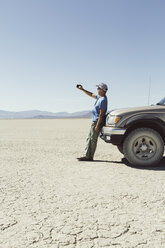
left=123, top=128, right=164, bottom=167
left=117, top=144, right=124, bottom=154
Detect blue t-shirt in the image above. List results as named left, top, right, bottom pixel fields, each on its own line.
left=92, top=94, right=108, bottom=122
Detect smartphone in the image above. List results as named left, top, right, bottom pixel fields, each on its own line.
left=76, top=84, right=82, bottom=89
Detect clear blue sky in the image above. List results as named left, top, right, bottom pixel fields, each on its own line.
left=0, top=0, right=165, bottom=113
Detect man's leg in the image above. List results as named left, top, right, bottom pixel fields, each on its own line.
left=83, top=122, right=94, bottom=158
left=89, top=122, right=100, bottom=159
left=77, top=122, right=96, bottom=161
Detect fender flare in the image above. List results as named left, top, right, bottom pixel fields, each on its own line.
left=123, top=115, right=165, bottom=130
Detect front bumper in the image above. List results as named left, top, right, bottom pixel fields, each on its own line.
left=100, top=126, right=126, bottom=144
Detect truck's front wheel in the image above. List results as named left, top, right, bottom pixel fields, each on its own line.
left=123, top=128, right=164, bottom=166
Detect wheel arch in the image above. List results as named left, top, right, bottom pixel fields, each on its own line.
left=123, top=119, right=165, bottom=144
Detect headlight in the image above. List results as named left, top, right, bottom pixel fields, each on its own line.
left=106, top=115, right=121, bottom=126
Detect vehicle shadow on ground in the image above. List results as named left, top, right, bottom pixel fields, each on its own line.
left=94, top=157, right=165, bottom=171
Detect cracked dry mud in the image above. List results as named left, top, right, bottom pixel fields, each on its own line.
left=0, top=119, right=165, bottom=248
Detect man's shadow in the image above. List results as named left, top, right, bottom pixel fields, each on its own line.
left=94, top=157, right=165, bottom=171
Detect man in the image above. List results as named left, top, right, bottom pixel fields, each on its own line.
left=77, top=83, right=108, bottom=161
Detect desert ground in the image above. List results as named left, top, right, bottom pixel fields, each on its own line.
left=0, top=119, right=165, bottom=248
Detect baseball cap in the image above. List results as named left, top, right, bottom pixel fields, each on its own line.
left=96, top=83, right=108, bottom=92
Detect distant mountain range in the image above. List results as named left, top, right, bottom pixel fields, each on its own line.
left=0, top=110, right=92, bottom=119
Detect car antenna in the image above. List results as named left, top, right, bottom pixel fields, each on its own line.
left=147, top=75, right=151, bottom=105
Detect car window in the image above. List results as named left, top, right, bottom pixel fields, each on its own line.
left=157, top=97, right=165, bottom=106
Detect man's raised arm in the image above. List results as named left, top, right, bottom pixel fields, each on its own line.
left=76, top=84, right=96, bottom=99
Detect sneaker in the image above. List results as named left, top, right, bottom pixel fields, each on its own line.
left=77, top=156, right=93, bottom=161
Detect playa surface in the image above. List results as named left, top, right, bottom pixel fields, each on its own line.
left=0, top=119, right=165, bottom=248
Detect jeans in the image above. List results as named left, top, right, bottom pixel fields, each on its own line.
left=84, top=121, right=100, bottom=159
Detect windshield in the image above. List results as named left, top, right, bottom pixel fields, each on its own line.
left=157, top=97, right=165, bottom=106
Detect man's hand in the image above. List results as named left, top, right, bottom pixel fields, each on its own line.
left=95, top=126, right=100, bottom=133
left=76, top=84, right=83, bottom=90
